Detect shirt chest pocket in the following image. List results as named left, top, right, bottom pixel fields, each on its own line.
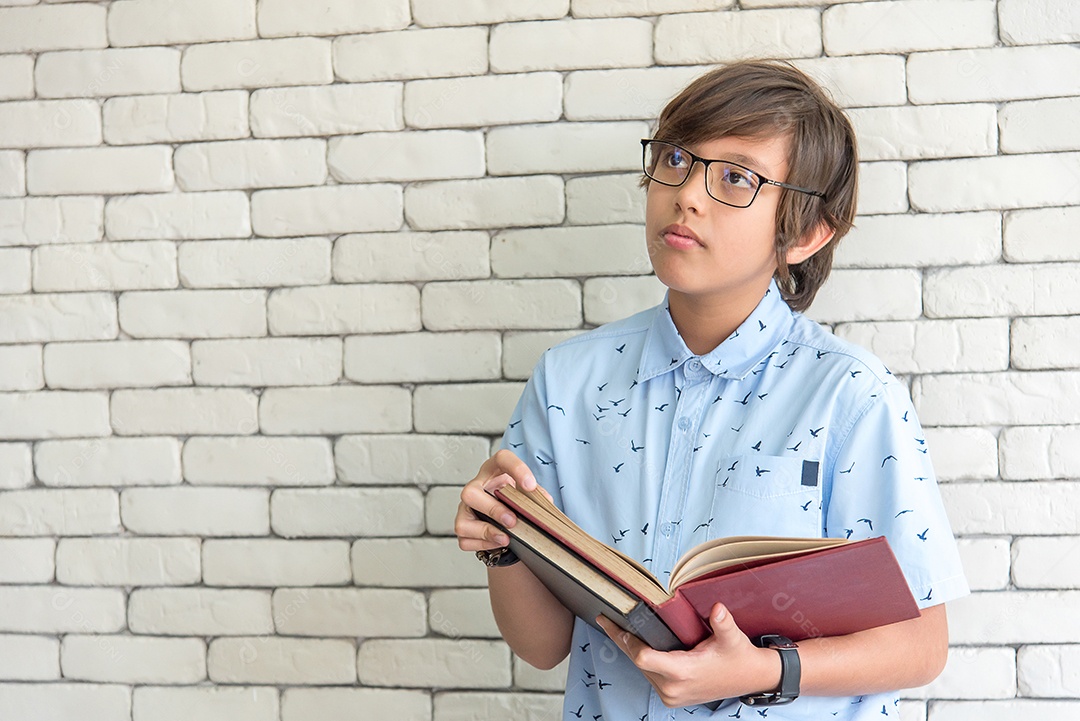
left=710, top=455, right=823, bottom=538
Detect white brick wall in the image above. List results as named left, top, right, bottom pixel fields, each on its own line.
left=0, top=2, right=1076, bottom=717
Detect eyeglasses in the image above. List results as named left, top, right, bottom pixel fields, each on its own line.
left=640, top=139, right=826, bottom=208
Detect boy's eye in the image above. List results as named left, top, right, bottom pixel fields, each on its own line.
left=664, top=148, right=689, bottom=168
left=718, top=165, right=754, bottom=188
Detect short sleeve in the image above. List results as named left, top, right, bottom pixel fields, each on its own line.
left=496, top=355, right=565, bottom=511
left=825, top=381, right=969, bottom=609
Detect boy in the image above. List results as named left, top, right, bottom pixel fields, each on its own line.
left=455, top=60, right=968, bottom=720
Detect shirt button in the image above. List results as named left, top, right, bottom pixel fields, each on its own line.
left=660, top=522, right=673, bottom=537
left=688, top=359, right=702, bottom=372
left=678, top=416, right=691, bottom=431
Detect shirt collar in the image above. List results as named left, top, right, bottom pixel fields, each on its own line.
left=637, top=279, right=795, bottom=383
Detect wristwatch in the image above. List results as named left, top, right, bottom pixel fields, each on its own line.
left=740, top=634, right=800, bottom=706
left=475, top=546, right=520, bottom=567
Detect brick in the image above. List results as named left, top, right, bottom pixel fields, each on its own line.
left=1000, top=0, right=1080, bottom=45
left=0, top=635, right=59, bottom=680
left=566, top=173, right=645, bottom=225
left=1000, top=97, right=1080, bottom=154
left=271, top=488, right=424, bottom=537
left=35, top=47, right=180, bottom=98
left=105, top=191, right=250, bottom=241
left=260, top=385, right=411, bottom=435
left=1013, top=317, right=1080, bottom=370
left=824, top=1, right=995, bottom=56
left=181, top=38, right=332, bottom=91
left=119, top=289, right=266, bottom=339
left=493, top=224, right=651, bottom=278
left=833, top=318, right=1008, bottom=374
left=257, top=0, right=409, bottom=37
left=62, top=636, right=205, bottom=684
left=920, top=427, right=998, bottom=481
left=422, top=279, right=580, bottom=330
left=0, top=347, right=40, bottom=393
left=273, top=588, right=426, bottom=637
left=334, top=26, right=487, bottom=81
left=208, top=637, right=355, bottom=684
left=925, top=264, right=1080, bottom=318
left=108, top=0, right=257, bottom=46
left=515, top=655, right=571, bottom=691
left=0, top=247, right=29, bottom=293
left=1018, top=645, right=1080, bottom=697
left=103, top=91, right=249, bottom=145
left=333, top=231, right=489, bottom=283
left=949, top=590, right=1080, bottom=645
left=344, top=331, right=500, bottom=383
left=0, top=442, right=32, bottom=489
left=0, top=5, right=106, bottom=53
left=904, top=646, right=1016, bottom=699
left=849, top=104, right=997, bottom=161
left=359, top=638, right=510, bottom=687
left=805, top=269, right=923, bottom=323
left=252, top=184, right=402, bottom=237
left=655, top=9, right=821, bottom=65
left=175, top=138, right=326, bottom=191
left=564, top=66, right=710, bottom=121
left=930, top=701, right=1080, bottom=719
left=335, top=434, right=491, bottom=486
left=956, top=537, right=1011, bottom=591
left=1004, top=207, right=1080, bottom=263
left=183, top=436, right=334, bottom=486
left=0, top=683, right=129, bottom=721
left=502, top=330, right=583, bottom=379
left=911, top=153, right=1080, bottom=213
left=0, top=150, right=24, bottom=196
left=429, top=588, right=500, bottom=638
left=411, top=0, right=569, bottom=27
left=329, top=129, right=484, bottom=183
left=33, top=242, right=178, bottom=293
left=0, top=586, right=124, bottom=632
left=918, top=372, right=1080, bottom=426
left=793, top=55, right=908, bottom=108
left=36, top=437, right=182, bottom=486
left=491, top=18, right=651, bottom=73
left=0, top=392, right=110, bottom=440
left=0, top=55, right=33, bottom=101
left=407, top=176, right=564, bottom=230
left=1000, top=426, right=1080, bottom=481
left=352, top=538, right=487, bottom=587
left=404, top=72, right=561, bottom=128
left=573, top=0, right=733, bottom=16
left=133, top=686, right=279, bottom=721
left=857, top=161, right=908, bottom=215
left=907, top=46, right=1080, bottom=104
left=179, top=238, right=331, bottom=289
left=0, top=538, right=54, bottom=583
left=282, top=688, right=429, bottom=721
left=129, top=588, right=273, bottom=636
left=268, top=284, right=420, bottom=335
left=834, top=212, right=1001, bottom=269
left=204, top=539, right=351, bottom=587
left=57, top=537, right=200, bottom=586
left=111, top=388, right=259, bottom=435
left=583, top=274, right=667, bottom=325
left=0, top=99, right=101, bottom=149
left=939, top=482, right=1080, bottom=535
left=27, top=147, right=172, bottom=196
left=250, top=83, right=402, bottom=138
left=192, top=337, right=341, bottom=386
left=488, top=121, right=647, bottom=175
left=120, top=487, right=270, bottom=536
left=1013, top=537, right=1080, bottom=589
left=434, top=693, right=562, bottom=721
left=419, top=383, right=527, bottom=435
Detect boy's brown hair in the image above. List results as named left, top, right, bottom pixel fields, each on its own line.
left=641, top=60, right=859, bottom=312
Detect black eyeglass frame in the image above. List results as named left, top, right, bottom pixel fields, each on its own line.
left=640, top=139, right=827, bottom=208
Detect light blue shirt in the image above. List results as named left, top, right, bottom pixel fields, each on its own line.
left=498, top=280, right=969, bottom=721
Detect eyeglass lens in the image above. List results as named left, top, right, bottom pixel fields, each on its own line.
left=643, top=141, right=760, bottom=208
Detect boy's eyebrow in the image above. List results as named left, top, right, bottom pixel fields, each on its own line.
left=723, top=151, right=770, bottom=173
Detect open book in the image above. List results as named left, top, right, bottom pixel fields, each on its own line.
left=482, top=483, right=920, bottom=651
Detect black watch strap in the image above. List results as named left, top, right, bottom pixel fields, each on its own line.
left=740, top=634, right=800, bottom=706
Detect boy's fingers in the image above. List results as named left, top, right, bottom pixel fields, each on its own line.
left=493, top=449, right=538, bottom=491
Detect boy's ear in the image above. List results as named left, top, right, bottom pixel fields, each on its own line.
left=784, top=221, right=835, bottom=266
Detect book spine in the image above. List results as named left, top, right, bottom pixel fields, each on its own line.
left=653, top=594, right=711, bottom=648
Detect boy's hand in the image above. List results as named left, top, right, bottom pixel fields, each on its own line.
left=595, top=603, right=781, bottom=708
left=455, top=449, right=554, bottom=552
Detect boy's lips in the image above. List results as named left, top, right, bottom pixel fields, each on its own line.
left=660, top=224, right=705, bottom=249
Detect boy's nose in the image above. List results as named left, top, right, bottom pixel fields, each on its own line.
left=674, top=162, right=710, bottom=213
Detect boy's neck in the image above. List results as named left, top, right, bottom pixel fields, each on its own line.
left=666, top=281, right=772, bottom=356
